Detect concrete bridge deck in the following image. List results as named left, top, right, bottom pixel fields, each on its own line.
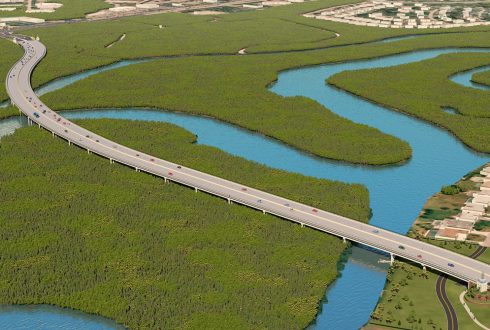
left=3, top=33, right=489, bottom=289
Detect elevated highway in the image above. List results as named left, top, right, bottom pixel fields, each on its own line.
left=3, top=33, right=490, bottom=291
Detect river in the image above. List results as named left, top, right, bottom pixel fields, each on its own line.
left=0, top=47, right=489, bottom=329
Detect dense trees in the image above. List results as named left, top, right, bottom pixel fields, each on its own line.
left=329, top=52, right=490, bottom=154
left=0, top=119, right=370, bottom=329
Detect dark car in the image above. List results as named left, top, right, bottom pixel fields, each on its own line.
left=177, top=165, right=182, bottom=169
left=398, top=245, right=405, bottom=250
left=448, top=263, right=455, bottom=267
left=33, top=112, right=40, bottom=118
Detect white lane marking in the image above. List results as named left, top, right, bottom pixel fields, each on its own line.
left=11, top=40, right=490, bottom=281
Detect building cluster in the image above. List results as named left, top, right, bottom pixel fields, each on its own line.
left=431, top=165, right=490, bottom=243
left=304, top=1, right=490, bottom=29
left=87, top=0, right=309, bottom=19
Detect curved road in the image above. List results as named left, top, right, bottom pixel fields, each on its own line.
left=3, top=33, right=490, bottom=288
left=436, top=246, right=487, bottom=330
left=436, top=275, right=459, bottom=330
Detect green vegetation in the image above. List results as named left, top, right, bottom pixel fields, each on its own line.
left=0, top=2, right=489, bottom=164
left=0, top=119, right=370, bottom=329
left=40, top=56, right=412, bottom=165
left=0, top=38, right=22, bottom=104
left=472, top=69, right=490, bottom=86
left=328, top=52, right=490, bottom=153
left=474, top=220, right=490, bottom=231
left=419, top=207, right=460, bottom=221
left=0, top=0, right=111, bottom=21
left=441, top=184, right=462, bottom=195
left=369, top=262, right=484, bottom=330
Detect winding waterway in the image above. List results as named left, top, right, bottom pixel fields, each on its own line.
left=0, top=47, right=489, bottom=329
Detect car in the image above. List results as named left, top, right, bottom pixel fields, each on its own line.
left=33, top=112, right=39, bottom=118
left=241, top=187, right=247, bottom=191
left=64, top=129, right=68, bottom=133
left=96, top=139, right=99, bottom=143
left=177, top=165, right=182, bottom=169
left=57, top=118, right=61, bottom=122
left=85, top=135, right=90, bottom=138
left=257, top=199, right=262, bottom=203
left=312, top=209, right=318, bottom=213
left=448, top=263, right=455, bottom=267
left=372, top=229, right=379, bottom=234
left=136, top=154, right=140, bottom=157
left=398, top=245, right=405, bottom=250
left=168, top=172, right=173, bottom=176
left=42, top=110, right=46, bottom=114
left=417, top=254, right=422, bottom=259
left=284, top=203, right=290, bottom=207
left=150, top=159, right=155, bottom=162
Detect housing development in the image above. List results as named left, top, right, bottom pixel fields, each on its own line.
left=0, top=0, right=489, bottom=329
left=306, top=1, right=490, bottom=28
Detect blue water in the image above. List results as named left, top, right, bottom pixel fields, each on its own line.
left=0, top=305, right=125, bottom=330
left=1, top=47, right=490, bottom=329
left=450, top=64, right=490, bottom=91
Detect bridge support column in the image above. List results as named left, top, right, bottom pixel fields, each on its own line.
left=390, top=253, right=395, bottom=266
left=195, top=187, right=198, bottom=193
left=52, top=132, right=54, bottom=137
left=68, top=140, right=71, bottom=146
left=342, top=237, right=347, bottom=244
left=164, top=177, right=167, bottom=183
left=227, top=198, right=231, bottom=204
left=87, top=149, right=90, bottom=154
left=422, top=264, right=426, bottom=272
left=301, top=223, right=304, bottom=228
left=109, top=158, right=113, bottom=164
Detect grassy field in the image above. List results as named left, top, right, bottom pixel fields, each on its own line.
left=39, top=56, right=412, bottom=165
left=0, top=0, right=111, bottom=20
left=0, top=119, right=370, bottom=329
left=0, top=39, right=22, bottom=99
left=329, top=52, right=490, bottom=154
left=472, top=69, right=490, bottom=86
left=368, top=261, right=487, bottom=330
left=0, top=2, right=489, bottom=164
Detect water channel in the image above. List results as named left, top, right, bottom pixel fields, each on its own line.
left=0, top=47, right=489, bottom=329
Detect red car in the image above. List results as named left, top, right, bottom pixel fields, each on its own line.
left=312, top=209, right=318, bottom=213
left=417, top=254, right=422, bottom=259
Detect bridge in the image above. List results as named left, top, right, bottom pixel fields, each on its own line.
left=3, top=32, right=489, bottom=292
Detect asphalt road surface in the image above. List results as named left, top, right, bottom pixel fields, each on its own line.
left=3, top=33, right=490, bottom=288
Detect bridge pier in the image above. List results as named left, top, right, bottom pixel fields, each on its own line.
left=301, top=223, right=304, bottom=228
left=87, top=149, right=90, bottom=154
left=390, top=253, right=395, bottom=266
left=195, top=187, right=198, bottom=193
left=109, top=158, right=113, bottom=164
left=68, top=140, right=71, bottom=146
left=52, top=131, right=54, bottom=137
left=164, top=177, right=167, bottom=183
left=342, top=237, right=347, bottom=244
left=227, top=198, right=231, bottom=204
